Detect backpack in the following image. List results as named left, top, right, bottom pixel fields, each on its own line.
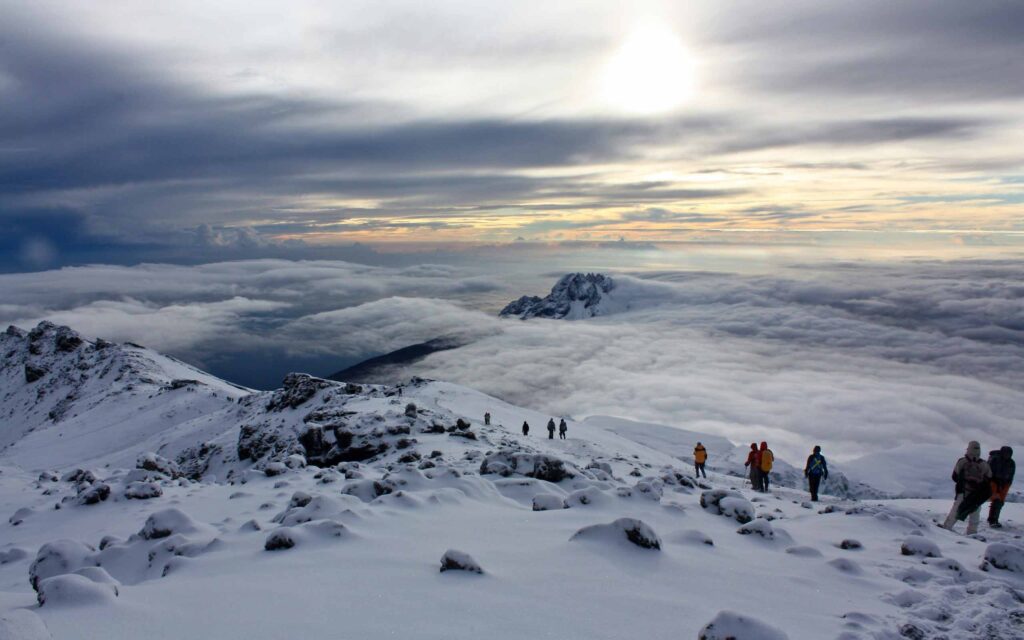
left=989, top=453, right=1015, bottom=484
left=807, top=454, right=826, bottom=476
left=760, top=449, right=774, bottom=472
left=959, top=457, right=988, bottom=488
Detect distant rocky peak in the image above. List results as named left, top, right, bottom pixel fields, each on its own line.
left=500, top=272, right=617, bottom=320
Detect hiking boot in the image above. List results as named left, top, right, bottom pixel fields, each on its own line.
left=990, top=522, right=1002, bottom=529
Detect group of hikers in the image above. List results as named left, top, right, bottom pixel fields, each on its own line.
left=942, top=442, right=1016, bottom=533
left=519, top=418, right=568, bottom=440
left=499, top=411, right=1016, bottom=531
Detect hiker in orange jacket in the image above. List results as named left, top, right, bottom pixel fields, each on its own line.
left=694, top=442, right=708, bottom=478
left=759, top=442, right=774, bottom=492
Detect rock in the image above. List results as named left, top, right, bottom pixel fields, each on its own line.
left=900, top=537, right=941, bottom=558
left=839, top=539, right=863, bottom=550
left=404, top=403, right=418, bottom=417
left=982, top=542, right=1024, bottom=573
left=480, top=450, right=575, bottom=482
left=139, top=508, right=203, bottom=540
left=76, top=483, right=111, bottom=505
left=532, top=494, right=568, bottom=511
left=61, top=468, right=97, bottom=484
left=440, top=549, right=483, bottom=574
left=24, top=363, right=47, bottom=383
left=700, top=490, right=754, bottom=524
left=264, top=529, right=297, bottom=551
left=0, top=547, right=30, bottom=564
left=737, top=520, right=774, bottom=539
left=699, top=610, right=790, bottom=640
left=0, top=609, right=53, bottom=639
left=266, top=373, right=333, bottom=411
left=9, top=506, right=34, bottom=526
left=298, top=425, right=327, bottom=460
left=500, top=273, right=616, bottom=320
left=37, top=574, right=118, bottom=607
left=264, top=462, right=289, bottom=477
left=29, top=539, right=95, bottom=592
left=53, top=326, right=83, bottom=352
left=124, top=481, right=162, bottom=500
left=136, top=452, right=182, bottom=479
left=571, top=518, right=661, bottom=550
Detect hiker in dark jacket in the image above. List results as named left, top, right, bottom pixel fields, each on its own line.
left=558, top=418, right=568, bottom=440
left=987, top=446, right=1015, bottom=528
left=804, top=446, right=828, bottom=501
left=547, top=418, right=556, bottom=439
left=693, top=442, right=708, bottom=478
left=744, top=443, right=762, bottom=492
left=522, top=421, right=530, bottom=436
left=943, top=441, right=992, bottom=535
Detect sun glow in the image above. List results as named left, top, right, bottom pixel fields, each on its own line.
left=601, top=23, right=697, bottom=115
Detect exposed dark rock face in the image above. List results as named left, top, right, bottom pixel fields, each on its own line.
left=24, top=364, right=47, bottom=383
left=500, top=273, right=615, bottom=320
left=266, top=374, right=334, bottom=412
left=480, top=450, right=576, bottom=482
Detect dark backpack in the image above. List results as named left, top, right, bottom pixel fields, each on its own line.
left=990, top=453, right=1015, bottom=484
left=807, top=454, right=826, bottom=477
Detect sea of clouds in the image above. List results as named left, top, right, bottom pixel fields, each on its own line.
left=1, top=256, right=1021, bottom=462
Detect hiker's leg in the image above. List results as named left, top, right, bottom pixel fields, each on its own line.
left=942, top=495, right=963, bottom=529
left=966, top=507, right=980, bottom=535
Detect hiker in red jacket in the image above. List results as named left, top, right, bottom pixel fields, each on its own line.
left=744, top=443, right=762, bottom=492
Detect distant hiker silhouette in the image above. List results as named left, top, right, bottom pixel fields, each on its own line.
left=943, top=441, right=992, bottom=535
left=745, top=443, right=762, bottom=491
left=693, top=442, right=707, bottom=478
left=987, top=446, right=1015, bottom=528
left=559, top=418, right=568, bottom=440
left=759, top=442, right=774, bottom=492
left=484, top=412, right=491, bottom=426
left=547, top=418, right=556, bottom=439
left=522, top=421, right=530, bottom=436
left=804, top=445, right=828, bottom=501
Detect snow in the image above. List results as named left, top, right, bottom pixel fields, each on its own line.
left=1, top=322, right=1023, bottom=639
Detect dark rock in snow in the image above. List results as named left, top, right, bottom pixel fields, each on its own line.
left=982, top=543, right=1024, bottom=573
left=440, top=549, right=483, bottom=574
left=900, top=537, right=941, bottom=558
left=24, top=364, right=47, bottom=383
left=699, top=610, right=790, bottom=640
left=53, top=326, right=83, bottom=352
left=532, top=494, right=568, bottom=511
left=480, top=450, right=575, bottom=482
left=571, top=518, right=661, bottom=550
left=500, top=273, right=616, bottom=320
left=76, top=483, right=111, bottom=505
left=266, top=373, right=333, bottom=412
left=29, top=540, right=95, bottom=592
left=139, top=508, right=203, bottom=540
left=264, top=529, right=297, bottom=551
left=137, top=452, right=182, bottom=479
left=839, top=539, right=863, bottom=550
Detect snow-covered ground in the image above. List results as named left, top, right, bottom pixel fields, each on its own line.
left=1, top=323, right=1022, bottom=639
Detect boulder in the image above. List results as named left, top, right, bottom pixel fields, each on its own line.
left=29, top=540, right=95, bottom=592
left=700, top=490, right=754, bottom=524
left=136, top=453, right=182, bottom=479
left=699, top=611, right=790, bottom=640
left=900, top=536, right=941, bottom=558
left=571, top=518, right=661, bottom=550
left=265, top=529, right=297, bottom=551
left=440, top=549, right=483, bottom=574
left=737, top=520, right=774, bottom=539
left=124, top=482, right=163, bottom=500
left=139, top=508, right=204, bottom=540
left=37, top=574, right=118, bottom=607
left=76, top=483, right=111, bottom=506
left=24, top=364, right=47, bottom=383
left=480, top=450, right=575, bottom=483
left=532, top=494, right=568, bottom=511
left=982, top=543, right=1024, bottom=573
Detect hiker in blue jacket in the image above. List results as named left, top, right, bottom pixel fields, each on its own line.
left=804, top=445, right=828, bottom=502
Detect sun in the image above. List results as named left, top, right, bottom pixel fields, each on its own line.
left=601, top=23, right=697, bottom=115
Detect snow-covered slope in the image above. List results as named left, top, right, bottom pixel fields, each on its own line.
left=500, top=273, right=620, bottom=319
left=1, top=322, right=1023, bottom=640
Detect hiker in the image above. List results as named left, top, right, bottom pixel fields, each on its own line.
left=804, top=445, right=828, bottom=501
left=744, top=443, right=762, bottom=492
left=558, top=418, right=568, bottom=440
left=693, top=442, right=707, bottom=478
left=547, top=418, right=556, bottom=439
left=484, top=412, right=491, bottom=426
left=522, top=421, right=530, bottom=436
left=988, top=446, right=1015, bottom=529
left=759, top=442, right=774, bottom=492
left=942, top=441, right=992, bottom=535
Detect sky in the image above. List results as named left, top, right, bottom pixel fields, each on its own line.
left=1, top=2, right=1023, bottom=461
left=2, top=1, right=1024, bottom=270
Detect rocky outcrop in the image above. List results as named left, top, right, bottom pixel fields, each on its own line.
left=500, top=273, right=616, bottom=320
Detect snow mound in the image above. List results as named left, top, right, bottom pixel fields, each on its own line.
left=737, top=520, right=775, bottom=539
left=700, top=490, right=754, bottom=524
left=440, top=549, right=483, bottom=574
left=532, top=493, right=568, bottom=511
left=139, top=509, right=208, bottom=540
left=265, top=520, right=351, bottom=551
left=37, top=574, right=118, bottom=607
left=671, top=529, right=714, bottom=547
left=900, top=536, right=941, bottom=558
left=124, top=481, right=162, bottom=500
left=571, top=517, right=661, bottom=550
left=29, top=540, right=95, bottom=592
left=982, top=543, right=1024, bottom=573
left=699, top=610, right=790, bottom=640
left=480, top=450, right=578, bottom=482
left=0, top=609, right=52, bottom=640
left=500, top=273, right=617, bottom=320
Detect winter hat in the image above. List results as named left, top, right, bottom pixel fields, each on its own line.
left=1002, top=446, right=1013, bottom=458
left=966, top=441, right=981, bottom=458
left=760, top=441, right=768, bottom=450
left=750, top=443, right=757, bottom=450
left=813, top=445, right=821, bottom=454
